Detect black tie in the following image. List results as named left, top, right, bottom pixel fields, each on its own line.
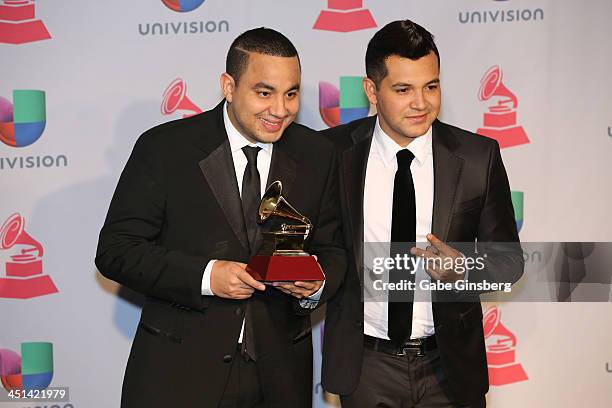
left=241, top=146, right=261, bottom=361
left=388, top=149, right=416, bottom=345
left=241, top=146, right=262, bottom=252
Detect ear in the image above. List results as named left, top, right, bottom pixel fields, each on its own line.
left=362, top=77, right=378, bottom=105
left=220, top=73, right=236, bottom=103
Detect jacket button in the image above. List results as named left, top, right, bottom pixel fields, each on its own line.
left=235, top=307, right=242, bottom=316
left=355, top=321, right=363, bottom=328
left=223, top=354, right=233, bottom=363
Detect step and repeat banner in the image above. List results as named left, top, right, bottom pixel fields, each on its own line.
left=2, top=0, right=612, bottom=407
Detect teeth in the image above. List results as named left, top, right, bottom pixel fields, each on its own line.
left=261, top=118, right=281, bottom=126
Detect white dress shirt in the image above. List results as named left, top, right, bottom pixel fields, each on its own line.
left=201, top=102, right=322, bottom=342
left=363, top=118, right=435, bottom=340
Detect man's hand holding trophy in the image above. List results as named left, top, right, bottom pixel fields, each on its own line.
left=246, top=181, right=325, bottom=299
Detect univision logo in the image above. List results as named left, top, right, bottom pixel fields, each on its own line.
left=162, top=0, right=205, bottom=12
left=0, top=90, right=45, bottom=148
left=511, top=191, right=524, bottom=233
left=0, top=342, right=53, bottom=391
left=458, top=0, right=544, bottom=24
left=0, top=89, right=68, bottom=171
left=138, top=0, right=228, bottom=36
left=319, top=76, right=370, bottom=128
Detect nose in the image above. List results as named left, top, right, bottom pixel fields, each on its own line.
left=409, top=89, right=427, bottom=111
left=269, top=95, right=289, bottom=118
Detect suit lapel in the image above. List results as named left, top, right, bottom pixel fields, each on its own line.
left=343, top=119, right=375, bottom=278
left=198, top=102, right=250, bottom=252
left=266, top=141, right=297, bottom=199
left=431, top=120, right=464, bottom=242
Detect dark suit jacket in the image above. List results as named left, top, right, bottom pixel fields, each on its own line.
left=95, top=101, right=346, bottom=407
left=321, top=116, right=524, bottom=404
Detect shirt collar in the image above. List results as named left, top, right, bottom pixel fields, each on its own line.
left=373, top=117, right=432, bottom=168
left=223, top=101, right=272, bottom=154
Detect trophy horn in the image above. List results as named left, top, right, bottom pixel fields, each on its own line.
left=258, top=181, right=312, bottom=227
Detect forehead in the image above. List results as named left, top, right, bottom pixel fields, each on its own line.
left=241, top=52, right=301, bottom=85
left=383, top=53, right=439, bottom=83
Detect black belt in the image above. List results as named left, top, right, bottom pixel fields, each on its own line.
left=364, top=334, right=437, bottom=357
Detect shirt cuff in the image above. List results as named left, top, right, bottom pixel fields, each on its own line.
left=201, top=259, right=217, bottom=296
left=298, top=275, right=326, bottom=309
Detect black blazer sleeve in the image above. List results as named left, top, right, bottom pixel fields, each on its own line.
left=462, top=141, right=524, bottom=291
left=308, top=149, right=346, bottom=304
left=95, top=135, right=209, bottom=310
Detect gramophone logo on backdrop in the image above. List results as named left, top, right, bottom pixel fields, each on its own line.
left=482, top=306, right=528, bottom=386
left=161, top=78, right=203, bottom=118
left=0, top=90, right=45, bottom=148
left=319, top=76, right=370, bottom=128
left=313, top=0, right=376, bottom=33
left=476, top=66, right=530, bottom=149
left=0, top=0, right=51, bottom=44
left=0, top=213, right=58, bottom=299
left=0, top=342, right=53, bottom=391
left=162, top=0, right=205, bottom=13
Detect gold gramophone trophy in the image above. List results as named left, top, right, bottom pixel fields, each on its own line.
left=246, top=181, right=324, bottom=282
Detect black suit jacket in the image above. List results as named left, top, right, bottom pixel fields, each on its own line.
left=95, top=101, right=346, bottom=407
left=321, top=116, right=524, bottom=404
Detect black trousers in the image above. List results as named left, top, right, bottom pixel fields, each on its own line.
left=340, top=346, right=486, bottom=408
left=218, top=347, right=264, bottom=408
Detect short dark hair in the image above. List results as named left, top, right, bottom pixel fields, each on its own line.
left=365, top=20, right=440, bottom=86
left=226, top=27, right=299, bottom=84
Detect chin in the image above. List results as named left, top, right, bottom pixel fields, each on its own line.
left=255, top=132, right=283, bottom=144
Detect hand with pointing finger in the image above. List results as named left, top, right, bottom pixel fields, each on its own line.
left=410, top=234, right=465, bottom=283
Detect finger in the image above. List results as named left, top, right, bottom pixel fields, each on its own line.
left=224, top=288, right=253, bottom=299
left=426, top=245, right=440, bottom=256
left=231, top=292, right=253, bottom=299
left=292, top=289, right=314, bottom=297
left=428, top=234, right=462, bottom=257
left=425, top=266, right=441, bottom=281
left=293, top=281, right=316, bottom=290
left=410, top=247, right=437, bottom=259
left=275, top=283, right=300, bottom=291
left=231, top=287, right=255, bottom=296
left=426, top=234, right=453, bottom=255
left=236, top=270, right=266, bottom=291
left=235, top=262, right=248, bottom=268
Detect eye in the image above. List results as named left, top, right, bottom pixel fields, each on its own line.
left=395, top=88, right=408, bottom=94
left=286, top=91, right=298, bottom=99
left=427, top=84, right=439, bottom=90
left=258, top=91, right=271, bottom=97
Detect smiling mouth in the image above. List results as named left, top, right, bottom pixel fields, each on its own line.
left=259, top=117, right=283, bottom=132
left=406, top=113, right=428, bottom=122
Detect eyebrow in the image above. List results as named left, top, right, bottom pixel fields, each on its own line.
left=392, top=79, right=440, bottom=87
left=252, top=82, right=300, bottom=92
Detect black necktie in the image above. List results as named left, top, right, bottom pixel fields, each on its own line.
left=241, top=146, right=262, bottom=252
left=388, top=149, right=416, bottom=345
left=241, top=146, right=261, bottom=361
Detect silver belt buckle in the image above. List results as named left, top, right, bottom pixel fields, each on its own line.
left=400, top=340, right=425, bottom=357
